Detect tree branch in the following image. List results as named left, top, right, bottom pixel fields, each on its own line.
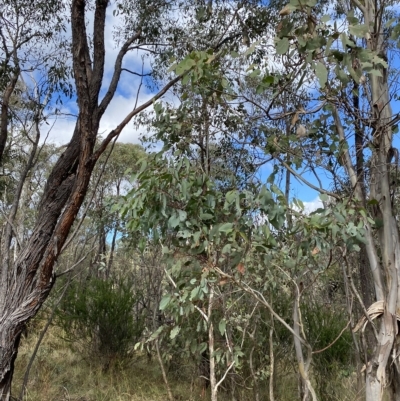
left=332, top=105, right=385, bottom=302
left=71, top=0, right=92, bottom=108
left=122, top=68, right=152, bottom=77
left=212, top=266, right=308, bottom=346
left=90, top=0, right=108, bottom=104
left=97, top=31, right=141, bottom=118
left=276, top=156, right=340, bottom=199
left=350, top=0, right=366, bottom=14
left=93, top=73, right=185, bottom=161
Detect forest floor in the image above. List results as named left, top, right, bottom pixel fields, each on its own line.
left=14, top=325, right=198, bottom=401
left=13, top=320, right=362, bottom=401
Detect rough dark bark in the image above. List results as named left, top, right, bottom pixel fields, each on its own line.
left=0, top=1, right=183, bottom=398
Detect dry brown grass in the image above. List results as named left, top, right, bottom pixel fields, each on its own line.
left=12, top=320, right=368, bottom=401
left=13, top=323, right=202, bottom=401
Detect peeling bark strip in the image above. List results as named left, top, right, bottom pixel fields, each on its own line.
left=0, top=1, right=183, bottom=398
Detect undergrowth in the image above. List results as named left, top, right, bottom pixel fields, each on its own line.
left=13, top=317, right=363, bottom=401
left=14, top=324, right=196, bottom=401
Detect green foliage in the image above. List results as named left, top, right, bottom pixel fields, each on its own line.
left=305, top=304, right=352, bottom=365
left=56, top=277, right=144, bottom=367
left=117, top=147, right=367, bottom=400
left=303, top=302, right=353, bottom=400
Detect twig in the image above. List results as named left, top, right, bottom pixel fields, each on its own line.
left=277, top=156, right=340, bottom=199
left=343, top=254, right=378, bottom=339
left=121, top=68, right=152, bottom=77
left=269, top=320, right=275, bottom=401
left=215, top=361, right=235, bottom=391
left=212, top=266, right=308, bottom=345
left=312, top=319, right=351, bottom=354
left=155, top=339, right=174, bottom=401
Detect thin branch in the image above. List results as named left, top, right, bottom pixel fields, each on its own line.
left=276, top=156, right=340, bottom=199
left=343, top=254, right=379, bottom=339
left=212, top=266, right=308, bottom=345
left=19, top=265, right=78, bottom=401
left=332, top=106, right=385, bottom=302
left=214, top=7, right=239, bottom=49
left=163, top=268, right=208, bottom=322
left=215, top=361, right=235, bottom=391
left=97, top=31, right=141, bottom=117
left=350, top=0, right=366, bottom=13
left=155, top=339, right=174, bottom=401
left=61, top=136, right=118, bottom=253
left=133, top=59, right=145, bottom=110
left=93, top=72, right=185, bottom=161
left=269, top=319, right=275, bottom=401
left=121, top=68, right=152, bottom=77
left=312, top=319, right=351, bottom=354
left=0, top=210, right=23, bottom=250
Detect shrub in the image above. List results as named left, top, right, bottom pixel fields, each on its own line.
left=303, top=302, right=353, bottom=401
left=56, top=277, right=144, bottom=368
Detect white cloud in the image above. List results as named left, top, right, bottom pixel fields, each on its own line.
left=302, top=197, right=324, bottom=214
left=292, top=196, right=325, bottom=214
left=44, top=89, right=155, bottom=145
left=99, top=91, right=154, bottom=143
left=43, top=4, right=159, bottom=146
left=42, top=115, right=76, bottom=145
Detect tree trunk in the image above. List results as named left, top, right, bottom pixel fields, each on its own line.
left=0, top=330, right=21, bottom=401
left=106, top=224, right=118, bottom=279
left=0, top=70, right=19, bottom=167
left=292, top=284, right=317, bottom=401
left=329, top=1, right=398, bottom=398
left=293, top=294, right=309, bottom=401
left=391, top=335, right=400, bottom=401
left=363, top=0, right=398, bottom=394
left=0, top=0, right=175, bottom=398
left=208, top=286, right=217, bottom=401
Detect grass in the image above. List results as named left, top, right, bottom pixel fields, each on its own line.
left=12, top=319, right=367, bottom=401
left=13, top=322, right=203, bottom=401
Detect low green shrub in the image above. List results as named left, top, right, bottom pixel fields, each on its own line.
left=56, top=277, right=144, bottom=368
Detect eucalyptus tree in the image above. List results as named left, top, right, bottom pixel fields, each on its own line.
left=122, top=138, right=363, bottom=401
left=123, top=0, right=400, bottom=399
left=234, top=0, right=400, bottom=399
left=85, top=142, right=146, bottom=277
left=0, top=0, right=69, bottom=165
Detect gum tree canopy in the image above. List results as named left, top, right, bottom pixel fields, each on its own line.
left=121, top=0, right=400, bottom=399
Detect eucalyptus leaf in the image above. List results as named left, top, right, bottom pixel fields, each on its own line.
left=315, top=62, right=328, bottom=88
left=219, top=319, right=227, bottom=336
left=160, top=295, right=171, bottom=311
left=219, top=223, right=234, bottom=233
left=170, top=326, right=181, bottom=339
left=349, top=24, right=369, bottom=38
left=276, top=38, right=289, bottom=55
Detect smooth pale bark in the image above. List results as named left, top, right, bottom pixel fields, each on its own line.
left=363, top=0, right=399, bottom=398
left=331, top=0, right=400, bottom=399
left=208, top=286, right=217, bottom=401
left=292, top=286, right=317, bottom=401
